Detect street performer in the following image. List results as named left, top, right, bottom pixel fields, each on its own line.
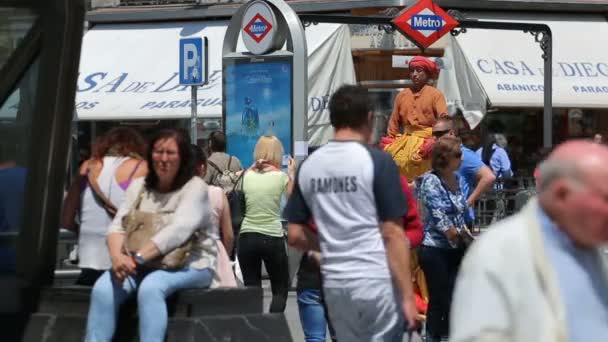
left=385, top=56, right=448, bottom=180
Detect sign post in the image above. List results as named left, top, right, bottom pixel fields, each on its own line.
left=179, top=37, right=208, bottom=143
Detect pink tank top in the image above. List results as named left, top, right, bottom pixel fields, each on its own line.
left=118, top=160, right=143, bottom=190
left=208, top=185, right=225, bottom=240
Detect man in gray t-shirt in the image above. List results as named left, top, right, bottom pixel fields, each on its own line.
left=285, top=85, right=417, bottom=342
left=203, top=131, right=243, bottom=185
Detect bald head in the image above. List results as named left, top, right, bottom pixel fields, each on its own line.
left=538, top=140, right=608, bottom=191
left=558, top=139, right=608, bottom=156
left=537, top=140, right=608, bottom=248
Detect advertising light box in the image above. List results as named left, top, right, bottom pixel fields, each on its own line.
left=223, top=56, right=293, bottom=169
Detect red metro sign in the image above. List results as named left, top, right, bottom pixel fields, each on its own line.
left=244, top=13, right=273, bottom=43
left=392, top=0, right=459, bottom=49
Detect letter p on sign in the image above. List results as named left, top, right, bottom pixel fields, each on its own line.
left=179, top=37, right=208, bottom=86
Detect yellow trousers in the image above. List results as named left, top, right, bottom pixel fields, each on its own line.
left=384, top=127, right=433, bottom=180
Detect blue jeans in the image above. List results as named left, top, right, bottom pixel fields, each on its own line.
left=297, top=289, right=336, bottom=342
left=85, top=267, right=213, bottom=342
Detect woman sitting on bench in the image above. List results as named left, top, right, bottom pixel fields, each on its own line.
left=85, top=129, right=217, bottom=342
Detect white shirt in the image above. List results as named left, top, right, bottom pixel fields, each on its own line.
left=285, top=142, right=406, bottom=287
left=108, top=177, right=216, bottom=271
left=78, top=156, right=130, bottom=270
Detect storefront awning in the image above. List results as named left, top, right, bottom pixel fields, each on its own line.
left=454, top=13, right=608, bottom=110
left=76, top=21, right=356, bottom=145
left=437, top=34, right=488, bottom=129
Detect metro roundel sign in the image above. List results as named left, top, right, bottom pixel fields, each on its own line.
left=241, top=0, right=279, bottom=55
left=244, top=13, right=273, bottom=44
left=392, top=0, right=459, bottom=49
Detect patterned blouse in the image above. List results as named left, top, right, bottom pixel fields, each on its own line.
left=419, top=172, right=468, bottom=249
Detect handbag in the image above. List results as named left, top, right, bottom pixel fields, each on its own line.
left=215, top=240, right=237, bottom=288
left=227, top=171, right=246, bottom=238
left=122, top=187, right=196, bottom=270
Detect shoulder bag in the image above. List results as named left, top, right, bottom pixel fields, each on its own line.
left=227, top=171, right=246, bottom=238
left=87, top=170, right=118, bottom=218
left=122, top=187, right=196, bottom=270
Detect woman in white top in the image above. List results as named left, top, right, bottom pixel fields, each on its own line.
left=63, top=127, right=148, bottom=286
left=85, top=129, right=215, bottom=342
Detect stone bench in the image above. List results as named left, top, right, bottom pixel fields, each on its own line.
left=24, top=313, right=293, bottom=342
left=37, top=286, right=264, bottom=317
left=25, top=286, right=293, bottom=341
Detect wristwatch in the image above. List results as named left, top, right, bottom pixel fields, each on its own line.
left=133, top=252, right=146, bottom=265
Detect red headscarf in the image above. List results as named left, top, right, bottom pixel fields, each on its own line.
left=409, top=56, right=439, bottom=79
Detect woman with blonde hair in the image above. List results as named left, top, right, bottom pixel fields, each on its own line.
left=237, top=135, right=295, bottom=313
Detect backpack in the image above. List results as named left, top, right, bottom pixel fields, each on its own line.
left=208, top=156, right=240, bottom=193
left=227, top=171, right=246, bottom=241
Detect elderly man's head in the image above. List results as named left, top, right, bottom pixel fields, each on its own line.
left=537, top=140, right=608, bottom=248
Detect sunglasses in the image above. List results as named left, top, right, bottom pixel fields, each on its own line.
left=432, top=130, right=450, bottom=138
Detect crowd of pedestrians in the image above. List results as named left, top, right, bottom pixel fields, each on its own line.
left=57, top=56, right=608, bottom=342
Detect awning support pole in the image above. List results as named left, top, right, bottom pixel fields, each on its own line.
left=543, top=33, right=553, bottom=148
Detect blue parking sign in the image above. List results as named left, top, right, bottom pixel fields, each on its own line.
left=179, top=37, right=208, bottom=85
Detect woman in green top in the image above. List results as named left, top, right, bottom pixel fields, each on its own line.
left=238, top=135, right=295, bottom=313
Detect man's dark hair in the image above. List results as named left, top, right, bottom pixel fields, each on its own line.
left=329, top=85, right=371, bottom=130
left=209, top=131, right=227, bottom=152
left=481, top=133, right=498, bottom=166
left=145, top=129, right=196, bottom=192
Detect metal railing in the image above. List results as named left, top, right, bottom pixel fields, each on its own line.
left=472, top=177, right=537, bottom=229
left=415, top=176, right=537, bottom=232
left=56, top=229, right=79, bottom=272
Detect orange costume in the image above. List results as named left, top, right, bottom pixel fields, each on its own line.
left=385, top=56, right=448, bottom=179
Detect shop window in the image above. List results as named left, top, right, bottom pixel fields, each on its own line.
left=479, top=109, right=545, bottom=177
left=0, top=59, right=39, bottom=273
left=478, top=107, right=606, bottom=176
left=566, top=109, right=595, bottom=139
